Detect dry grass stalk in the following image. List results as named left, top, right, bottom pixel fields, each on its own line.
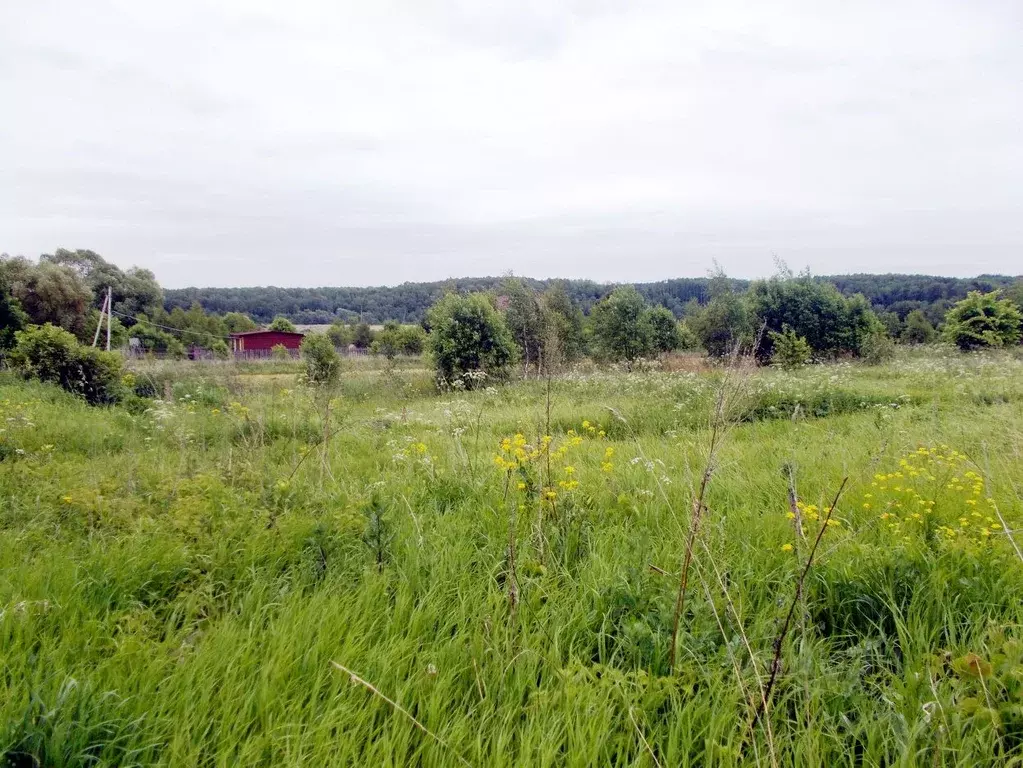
left=753, top=477, right=849, bottom=725
left=330, top=661, right=472, bottom=767
left=668, top=339, right=758, bottom=674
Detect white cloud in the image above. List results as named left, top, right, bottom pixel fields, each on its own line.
left=1, top=0, right=1021, bottom=286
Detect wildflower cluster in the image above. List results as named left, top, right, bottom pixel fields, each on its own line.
left=390, top=437, right=433, bottom=468
left=493, top=421, right=611, bottom=504
left=787, top=501, right=841, bottom=526
left=493, top=432, right=551, bottom=472
left=227, top=401, right=250, bottom=418
left=864, top=445, right=1005, bottom=546
left=781, top=498, right=843, bottom=551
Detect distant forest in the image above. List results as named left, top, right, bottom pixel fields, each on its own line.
left=164, top=274, right=1021, bottom=326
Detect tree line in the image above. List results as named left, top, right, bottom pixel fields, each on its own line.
left=2, top=248, right=1022, bottom=405
left=3, top=249, right=1022, bottom=370
left=423, top=268, right=1023, bottom=386
left=164, top=272, right=1020, bottom=328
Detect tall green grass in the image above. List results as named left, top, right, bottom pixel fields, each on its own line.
left=1, top=349, right=1022, bottom=766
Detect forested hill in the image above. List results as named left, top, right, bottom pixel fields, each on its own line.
left=164, top=273, right=1020, bottom=325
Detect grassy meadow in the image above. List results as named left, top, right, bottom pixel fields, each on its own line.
left=2, top=349, right=1023, bottom=766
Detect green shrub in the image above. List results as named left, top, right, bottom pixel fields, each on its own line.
left=271, top=343, right=291, bottom=361
left=129, top=322, right=186, bottom=358
left=900, top=309, right=936, bottom=345
left=769, top=327, right=812, bottom=369
left=859, top=330, right=896, bottom=365
left=301, top=333, right=341, bottom=386
left=426, top=292, right=516, bottom=388
left=210, top=339, right=231, bottom=360
left=10, top=324, right=123, bottom=404
left=676, top=321, right=700, bottom=351
left=645, top=306, right=682, bottom=354
left=943, top=291, right=1022, bottom=351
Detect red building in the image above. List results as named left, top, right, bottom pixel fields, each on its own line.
left=229, top=329, right=305, bottom=357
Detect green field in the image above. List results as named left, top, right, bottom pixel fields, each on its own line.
left=3, top=349, right=1023, bottom=766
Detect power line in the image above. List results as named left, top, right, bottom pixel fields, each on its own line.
left=109, top=309, right=234, bottom=343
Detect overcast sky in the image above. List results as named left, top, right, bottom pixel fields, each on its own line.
left=2, top=1, right=1021, bottom=288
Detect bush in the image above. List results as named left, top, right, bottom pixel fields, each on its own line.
left=859, top=330, right=896, bottom=364
left=769, top=327, right=812, bottom=369
left=691, top=292, right=752, bottom=358
left=943, top=291, right=1022, bottom=351
left=10, top=324, right=124, bottom=405
left=301, top=333, right=341, bottom=386
left=210, top=339, right=231, bottom=360
left=271, top=343, right=291, bottom=361
left=676, top=321, right=700, bottom=351
left=900, top=309, right=935, bottom=345
left=128, top=322, right=186, bottom=358
left=372, top=322, right=405, bottom=359
left=645, top=306, right=682, bottom=354
left=426, top=292, right=516, bottom=388
left=367, top=324, right=426, bottom=358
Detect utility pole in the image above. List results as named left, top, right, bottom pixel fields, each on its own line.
left=106, top=286, right=112, bottom=351
left=93, top=288, right=110, bottom=347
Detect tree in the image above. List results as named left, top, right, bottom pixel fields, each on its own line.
left=372, top=321, right=404, bottom=359
left=748, top=274, right=881, bottom=362
left=397, top=325, right=427, bottom=355
left=1003, top=279, right=1023, bottom=315
left=41, top=248, right=162, bottom=320
left=645, top=306, right=682, bottom=353
left=0, top=257, right=93, bottom=337
left=426, top=292, right=516, bottom=388
left=541, top=282, right=586, bottom=362
left=301, top=333, right=341, bottom=386
left=501, top=277, right=546, bottom=374
left=691, top=292, right=752, bottom=358
left=352, top=322, right=375, bottom=349
left=223, top=312, right=258, bottom=334
left=677, top=321, right=700, bottom=351
left=0, top=272, right=28, bottom=351
left=900, top=309, right=936, bottom=344
left=590, top=286, right=653, bottom=363
left=327, top=321, right=353, bottom=349
left=375, top=323, right=427, bottom=358
left=128, top=318, right=186, bottom=358
left=942, top=291, right=1022, bottom=351
left=877, top=311, right=904, bottom=339
left=269, top=316, right=297, bottom=333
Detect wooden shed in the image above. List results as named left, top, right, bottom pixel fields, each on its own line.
left=229, top=329, right=305, bottom=357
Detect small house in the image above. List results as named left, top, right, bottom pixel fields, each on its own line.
left=229, top=329, right=305, bottom=357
